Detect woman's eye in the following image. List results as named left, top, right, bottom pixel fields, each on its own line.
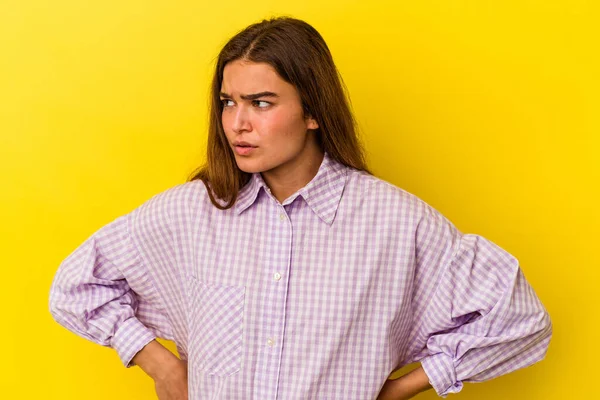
left=221, top=99, right=234, bottom=107
left=253, top=100, right=271, bottom=108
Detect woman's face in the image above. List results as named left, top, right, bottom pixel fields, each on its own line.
left=220, top=60, right=320, bottom=176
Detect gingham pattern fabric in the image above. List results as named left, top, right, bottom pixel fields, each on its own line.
left=49, top=151, right=552, bottom=399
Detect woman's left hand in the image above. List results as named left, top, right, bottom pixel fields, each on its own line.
left=376, top=378, right=407, bottom=400
left=376, top=365, right=433, bottom=400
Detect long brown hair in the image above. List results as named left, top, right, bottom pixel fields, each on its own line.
left=188, top=16, right=371, bottom=209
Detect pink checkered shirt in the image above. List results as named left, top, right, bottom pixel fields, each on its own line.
left=49, top=151, right=552, bottom=399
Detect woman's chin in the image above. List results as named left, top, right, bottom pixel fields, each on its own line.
left=234, top=158, right=263, bottom=174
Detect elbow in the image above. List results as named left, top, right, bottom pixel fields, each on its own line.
left=541, top=309, right=553, bottom=341
left=536, top=301, right=553, bottom=337
left=48, top=265, right=66, bottom=321
left=48, top=266, right=77, bottom=326
left=48, top=285, right=63, bottom=324
left=533, top=307, right=553, bottom=360
left=48, top=278, right=71, bottom=326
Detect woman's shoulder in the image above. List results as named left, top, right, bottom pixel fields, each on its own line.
left=129, top=180, right=211, bottom=221
left=347, top=169, right=428, bottom=210
left=347, top=169, right=456, bottom=227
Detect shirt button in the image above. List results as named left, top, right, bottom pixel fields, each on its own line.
left=267, top=338, right=275, bottom=347
left=279, top=214, right=285, bottom=220
left=273, top=272, right=281, bottom=281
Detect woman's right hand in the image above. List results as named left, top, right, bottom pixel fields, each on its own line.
left=154, top=359, right=188, bottom=400
left=132, top=340, right=189, bottom=400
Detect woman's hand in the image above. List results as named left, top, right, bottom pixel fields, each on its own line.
left=132, top=340, right=189, bottom=400
left=154, top=359, right=188, bottom=400
left=377, top=378, right=409, bottom=400
left=376, top=365, right=432, bottom=400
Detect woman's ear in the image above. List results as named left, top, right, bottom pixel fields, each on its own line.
left=306, top=115, right=319, bottom=130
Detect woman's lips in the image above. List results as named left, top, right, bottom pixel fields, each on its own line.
left=234, top=145, right=257, bottom=156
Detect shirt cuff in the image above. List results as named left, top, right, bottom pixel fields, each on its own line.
left=110, top=317, right=157, bottom=368
left=420, top=352, right=463, bottom=397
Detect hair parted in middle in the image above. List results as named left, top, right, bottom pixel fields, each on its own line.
left=188, top=16, right=371, bottom=210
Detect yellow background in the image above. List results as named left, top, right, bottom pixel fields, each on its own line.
left=1, top=0, right=597, bottom=399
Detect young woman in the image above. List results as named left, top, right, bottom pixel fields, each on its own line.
left=49, top=16, right=552, bottom=400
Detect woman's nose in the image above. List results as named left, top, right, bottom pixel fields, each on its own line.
left=232, top=106, right=252, bottom=133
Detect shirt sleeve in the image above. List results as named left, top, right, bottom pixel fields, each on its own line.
left=49, top=212, right=174, bottom=368
left=410, top=207, right=553, bottom=397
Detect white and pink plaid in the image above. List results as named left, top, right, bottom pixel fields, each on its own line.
left=49, top=151, right=552, bottom=399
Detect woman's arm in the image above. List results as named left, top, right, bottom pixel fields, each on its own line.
left=133, top=340, right=188, bottom=400
left=393, top=204, right=553, bottom=398
left=49, top=212, right=173, bottom=367
left=413, top=229, right=552, bottom=397
left=377, top=365, right=432, bottom=400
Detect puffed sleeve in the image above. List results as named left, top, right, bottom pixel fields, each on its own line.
left=410, top=206, right=552, bottom=397
left=49, top=211, right=175, bottom=367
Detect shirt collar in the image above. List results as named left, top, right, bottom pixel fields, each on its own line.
left=234, top=151, right=349, bottom=225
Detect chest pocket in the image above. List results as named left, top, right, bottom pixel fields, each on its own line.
left=187, top=276, right=245, bottom=377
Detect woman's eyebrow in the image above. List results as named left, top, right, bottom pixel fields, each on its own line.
left=219, top=91, right=279, bottom=100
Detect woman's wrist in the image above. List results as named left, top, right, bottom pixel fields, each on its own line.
left=378, top=365, right=433, bottom=400
left=400, top=365, right=432, bottom=396
left=132, top=340, right=181, bottom=381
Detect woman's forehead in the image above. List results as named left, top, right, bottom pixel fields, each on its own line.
left=221, top=60, right=290, bottom=94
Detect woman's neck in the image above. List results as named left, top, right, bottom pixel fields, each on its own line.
left=261, top=146, right=325, bottom=204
